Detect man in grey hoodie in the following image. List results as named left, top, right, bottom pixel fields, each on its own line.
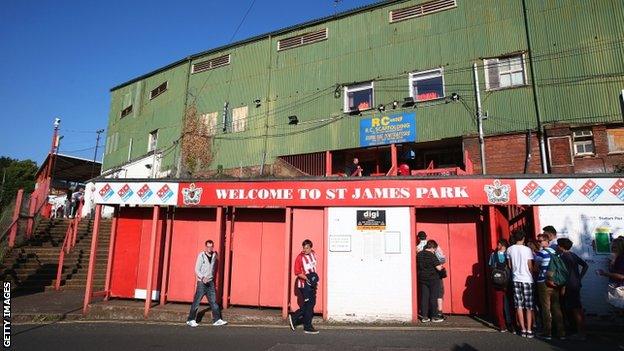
left=186, top=240, right=227, bottom=327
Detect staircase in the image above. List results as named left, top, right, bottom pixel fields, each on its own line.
left=0, top=217, right=111, bottom=295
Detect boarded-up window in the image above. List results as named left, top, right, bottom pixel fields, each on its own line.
left=148, top=130, right=158, bottom=152
left=200, top=112, right=218, bottom=136
left=232, top=106, right=248, bottom=133
left=149, top=81, right=168, bottom=100
left=607, top=127, right=624, bottom=153
left=547, top=136, right=573, bottom=167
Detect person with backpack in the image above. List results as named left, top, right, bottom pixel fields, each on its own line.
left=535, top=234, right=565, bottom=340
left=557, top=238, right=588, bottom=341
left=489, top=238, right=512, bottom=332
left=506, top=229, right=535, bottom=338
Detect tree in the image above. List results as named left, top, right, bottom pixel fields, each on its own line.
left=0, top=157, right=38, bottom=213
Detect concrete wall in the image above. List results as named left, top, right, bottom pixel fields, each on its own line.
left=538, top=205, right=624, bottom=315
left=327, top=207, right=412, bottom=322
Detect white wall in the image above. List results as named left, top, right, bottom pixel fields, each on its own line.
left=327, top=207, right=413, bottom=322
left=538, top=205, right=624, bottom=315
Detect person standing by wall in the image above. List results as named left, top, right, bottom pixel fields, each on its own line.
left=489, top=238, right=513, bottom=332
left=417, top=240, right=444, bottom=323
left=345, top=157, right=363, bottom=177
left=535, top=234, right=565, bottom=340
left=186, top=240, right=227, bottom=327
left=416, top=231, right=446, bottom=318
left=288, top=239, right=320, bottom=334
left=543, top=226, right=558, bottom=250
left=557, top=238, right=588, bottom=340
left=507, top=230, right=535, bottom=338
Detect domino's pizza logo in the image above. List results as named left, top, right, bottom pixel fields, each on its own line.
left=522, top=180, right=545, bottom=202
left=156, top=184, right=174, bottom=202
left=609, top=179, right=624, bottom=201
left=98, top=183, right=114, bottom=201
left=579, top=179, right=603, bottom=202
left=550, top=180, right=574, bottom=202
left=117, top=184, right=134, bottom=202
left=137, top=184, right=153, bottom=202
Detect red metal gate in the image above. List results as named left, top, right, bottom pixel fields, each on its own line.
left=416, top=208, right=486, bottom=315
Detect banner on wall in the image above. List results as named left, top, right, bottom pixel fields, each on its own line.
left=356, top=210, right=386, bottom=230
left=359, top=112, right=416, bottom=147
left=94, top=182, right=178, bottom=206
left=517, top=178, right=624, bottom=205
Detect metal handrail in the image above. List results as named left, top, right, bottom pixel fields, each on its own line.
left=54, top=201, right=84, bottom=291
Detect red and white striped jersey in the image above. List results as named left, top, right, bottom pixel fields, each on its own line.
left=294, top=251, right=317, bottom=288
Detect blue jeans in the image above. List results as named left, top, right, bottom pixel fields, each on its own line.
left=292, top=286, right=316, bottom=330
left=187, top=280, right=221, bottom=323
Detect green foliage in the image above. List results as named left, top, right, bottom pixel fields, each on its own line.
left=0, top=156, right=38, bottom=212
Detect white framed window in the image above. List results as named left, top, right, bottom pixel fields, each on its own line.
left=200, top=112, right=218, bottom=136
left=572, top=129, right=594, bottom=156
left=344, top=82, right=374, bottom=113
left=148, top=130, right=158, bottom=152
left=231, top=106, right=248, bottom=133
left=409, top=68, right=445, bottom=102
left=149, top=81, right=168, bottom=100
left=484, top=54, right=527, bottom=90
left=607, top=127, right=624, bottom=153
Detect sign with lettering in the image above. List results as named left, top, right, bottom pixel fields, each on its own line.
left=359, top=112, right=416, bottom=147
left=356, top=210, right=386, bottom=230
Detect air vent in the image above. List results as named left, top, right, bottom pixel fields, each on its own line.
left=389, top=0, right=456, bottom=23
left=278, top=28, right=328, bottom=51
left=192, top=54, right=231, bottom=74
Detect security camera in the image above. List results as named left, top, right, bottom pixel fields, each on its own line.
left=54, top=118, right=61, bottom=127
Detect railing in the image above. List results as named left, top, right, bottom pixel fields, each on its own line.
left=55, top=201, right=83, bottom=290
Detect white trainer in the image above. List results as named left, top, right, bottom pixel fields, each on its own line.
left=186, top=320, right=198, bottom=327
left=213, top=319, right=228, bottom=326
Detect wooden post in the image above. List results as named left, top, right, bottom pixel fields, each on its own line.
left=8, top=189, right=24, bottom=248
left=104, top=207, right=119, bottom=300
left=82, top=204, right=101, bottom=315
left=144, top=205, right=160, bottom=318
left=282, top=208, right=292, bottom=319
left=159, top=207, right=174, bottom=306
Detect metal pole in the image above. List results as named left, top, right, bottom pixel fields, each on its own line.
left=104, top=206, right=118, bottom=300
left=522, top=0, right=549, bottom=174
left=83, top=204, right=101, bottom=315
left=91, top=129, right=104, bottom=178
left=159, top=207, right=174, bottom=306
left=282, top=207, right=292, bottom=319
left=144, top=205, right=160, bottom=318
left=473, top=63, right=487, bottom=175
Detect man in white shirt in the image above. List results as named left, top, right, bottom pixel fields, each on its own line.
left=506, top=230, right=535, bottom=338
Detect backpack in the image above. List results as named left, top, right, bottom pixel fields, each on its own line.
left=490, top=253, right=509, bottom=288
left=546, top=251, right=569, bottom=287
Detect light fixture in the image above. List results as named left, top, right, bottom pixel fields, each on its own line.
left=392, top=100, right=399, bottom=109
left=288, top=115, right=299, bottom=125
left=254, top=99, right=261, bottom=108
left=403, top=96, right=415, bottom=107
left=377, top=104, right=385, bottom=112
left=451, top=92, right=459, bottom=101
left=53, top=117, right=61, bottom=128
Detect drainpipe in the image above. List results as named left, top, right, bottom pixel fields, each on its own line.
left=175, top=60, right=193, bottom=178
left=522, top=0, right=549, bottom=173
left=472, top=63, right=487, bottom=175
left=260, top=35, right=273, bottom=176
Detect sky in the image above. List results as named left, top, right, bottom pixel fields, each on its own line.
left=0, top=0, right=380, bottom=167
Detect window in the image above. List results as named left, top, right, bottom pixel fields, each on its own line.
left=149, top=82, right=168, bottom=100
left=484, top=55, right=527, bottom=90
left=200, top=112, right=218, bottom=136
left=277, top=28, right=328, bottom=51
left=231, top=106, right=248, bottom=133
left=120, top=105, right=133, bottom=118
left=607, top=127, right=624, bottom=153
left=409, top=68, right=445, bottom=102
left=192, top=54, right=231, bottom=74
left=344, top=82, right=374, bottom=113
left=572, top=129, right=594, bottom=156
left=148, top=130, right=158, bottom=152
left=389, top=0, right=457, bottom=23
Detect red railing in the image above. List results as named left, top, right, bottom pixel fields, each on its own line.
left=55, top=201, right=83, bottom=290
left=410, top=150, right=474, bottom=176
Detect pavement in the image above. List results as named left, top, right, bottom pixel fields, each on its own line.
left=10, top=322, right=623, bottom=351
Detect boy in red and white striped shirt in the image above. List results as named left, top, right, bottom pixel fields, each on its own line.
left=288, top=239, right=319, bottom=334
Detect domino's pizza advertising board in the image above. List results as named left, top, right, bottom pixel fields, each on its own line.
left=516, top=178, right=624, bottom=205
left=94, top=182, right=178, bottom=206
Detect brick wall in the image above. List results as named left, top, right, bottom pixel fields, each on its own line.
left=463, top=132, right=543, bottom=175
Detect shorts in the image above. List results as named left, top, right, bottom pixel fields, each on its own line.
left=513, top=282, right=535, bottom=310
left=563, top=287, right=582, bottom=310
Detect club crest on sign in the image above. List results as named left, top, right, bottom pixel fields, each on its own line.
left=484, top=179, right=510, bottom=204
left=182, top=183, right=203, bottom=205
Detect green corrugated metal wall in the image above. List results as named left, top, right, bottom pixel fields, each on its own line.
left=102, top=0, right=624, bottom=172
